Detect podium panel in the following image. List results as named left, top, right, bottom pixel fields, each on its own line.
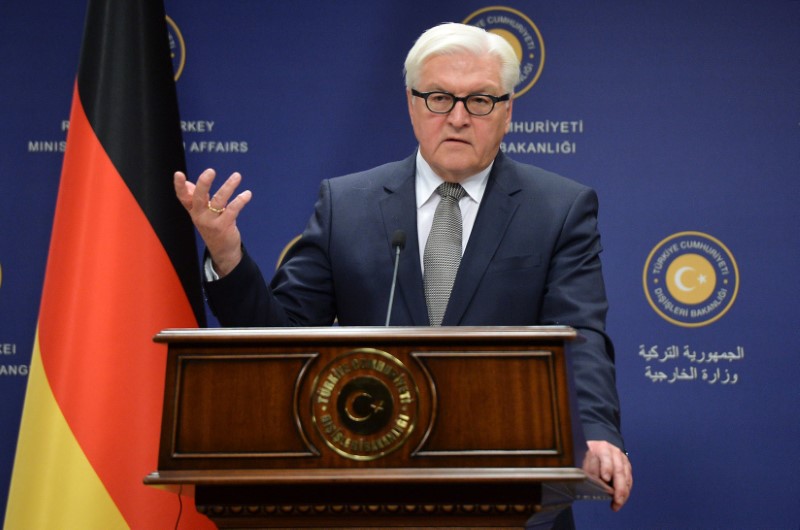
left=145, top=326, right=610, bottom=528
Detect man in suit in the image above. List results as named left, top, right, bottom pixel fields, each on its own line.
left=175, top=22, right=632, bottom=517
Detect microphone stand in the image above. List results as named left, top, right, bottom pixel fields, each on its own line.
left=384, top=230, right=406, bottom=326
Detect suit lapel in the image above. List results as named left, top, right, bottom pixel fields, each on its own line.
left=443, top=154, right=522, bottom=325
left=379, top=155, right=428, bottom=326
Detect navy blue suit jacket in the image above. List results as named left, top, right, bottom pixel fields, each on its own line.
left=205, top=151, right=623, bottom=448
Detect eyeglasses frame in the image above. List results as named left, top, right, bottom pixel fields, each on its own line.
left=411, top=89, right=511, bottom=116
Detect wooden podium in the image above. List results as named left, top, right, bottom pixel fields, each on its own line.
left=145, top=326, right=611, bottom=528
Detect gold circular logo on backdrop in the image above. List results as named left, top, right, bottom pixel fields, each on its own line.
left=643, top=231, right=739, bottom=327
left=311, top=349, right=418, bottom=461
left=166, top=15, right=186, bottom=81
left=665, top=254, right=716, bottom=305
left=463, top=6, right=546, bottom=98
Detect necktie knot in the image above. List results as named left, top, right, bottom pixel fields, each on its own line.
left=436, top=182, right=466, bottom=202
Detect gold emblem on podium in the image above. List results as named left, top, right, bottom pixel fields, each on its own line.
left=311, top=349, right=418, bottom=461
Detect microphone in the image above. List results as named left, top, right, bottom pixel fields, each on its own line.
left=384, top=230, right=406, bottom=326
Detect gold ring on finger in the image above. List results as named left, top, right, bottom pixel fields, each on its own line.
left=207, top=201, right=225, bottom=214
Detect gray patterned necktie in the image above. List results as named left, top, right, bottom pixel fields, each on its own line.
left=424, top=182, right=467, bottom=326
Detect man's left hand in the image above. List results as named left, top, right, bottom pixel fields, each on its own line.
left=584, top=440, right=633, bottom=511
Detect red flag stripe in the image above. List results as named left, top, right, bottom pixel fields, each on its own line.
left=37, top=84, right=209, bottom=527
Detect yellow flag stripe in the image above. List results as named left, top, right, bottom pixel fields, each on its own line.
left=4, top=329, right=127, bottom=530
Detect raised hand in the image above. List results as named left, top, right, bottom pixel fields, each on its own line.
left=174, top=168, right=252, bottom=277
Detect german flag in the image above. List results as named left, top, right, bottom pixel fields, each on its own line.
left=5, top=1, right=213, bottom=527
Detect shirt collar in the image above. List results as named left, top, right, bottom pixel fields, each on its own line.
left=415, top=150, right=492, bottom=208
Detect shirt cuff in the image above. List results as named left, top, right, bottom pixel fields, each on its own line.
left=204, top=255, right=220, bottom=282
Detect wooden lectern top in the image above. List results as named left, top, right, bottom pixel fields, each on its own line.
left=146, top=326, right=610, bottom=528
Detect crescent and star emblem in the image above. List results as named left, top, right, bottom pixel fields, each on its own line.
left=311, top=349, right=418, bottom=460
left=673, top=266, right=708, bottom=292
left=344, top=391, right=385, bottom=422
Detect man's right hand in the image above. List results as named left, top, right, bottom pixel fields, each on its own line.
left=174, top=169, right=252, bottom=277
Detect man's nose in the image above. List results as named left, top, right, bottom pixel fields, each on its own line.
left=447, top=100, right=471, bottom=125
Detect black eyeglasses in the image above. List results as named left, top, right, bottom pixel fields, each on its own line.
left=411, top=89, right=510, bottom=116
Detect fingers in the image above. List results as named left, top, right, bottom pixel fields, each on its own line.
left=205, top=172, right=251, bottom=221
left=609, top=450, right=632, bottom=511
left=224, top=188, right=253, bottom=216
left=173, top=171, right=195, bottom=210
left=199, top=170, right=251, bottom=218
left=174, top=169, right=251, bottom=217
left=192, top=168, right=218, bottom=213
left=174, top=168, right=216, bottom=214
left=209, top=171, right=243, bottom=209
left=586, top=440, right=633, bottom=512
left=597, top=445, right=615, bottom=483
left=582, top=448, right=601, bottom=478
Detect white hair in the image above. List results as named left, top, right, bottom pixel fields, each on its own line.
left=404, top=23, right=521, bottom=94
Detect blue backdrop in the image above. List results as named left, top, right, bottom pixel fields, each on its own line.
left=2, top=1, right=799, bottom=528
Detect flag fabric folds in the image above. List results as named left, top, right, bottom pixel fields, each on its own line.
left=5, top=0, right=212, bottom=527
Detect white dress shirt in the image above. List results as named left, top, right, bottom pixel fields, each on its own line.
left=414, top=150, right=491, bottom=272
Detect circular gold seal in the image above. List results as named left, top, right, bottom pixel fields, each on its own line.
left=463, top=6, right=546, bottom=98
left=166, top=15, right=186, bottom=81
left=311, top=349, right=418, bottom=461
left=643, top=231, right=739, bottom=327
